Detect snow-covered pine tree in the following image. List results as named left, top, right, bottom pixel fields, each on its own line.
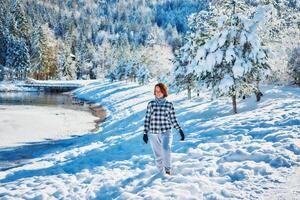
left=0, top=64, right=4, bottom=81
left=106, top=69, right=117, bottom=82
left=39, top=24, right=58, bottom=80
left=64, top=53, right=76, bottom=80
left=165, top=23, right=182, bottom=51
left=76, top=39, right=93, bottom=80
left=4, top=14, right=18, bottom=80
left=61, top=29, right=77, bottom=80
left=190, top=2, right=270, bottom=113
left=0, top=9, right=7, bottom=69
left=0, top=28, right=9, bottom=80
left=90, top=45, right=104, bottom=80
left=15, top=37, right=30, bottom=80
left=213, top=1, right=273, bottom=99
left=12, top=0, right=30, bottom=45
left=6, top=36, right=30, bottom=80
left=57, top=45, right=66, bottom=80
left=105, top=46, right=121, bottom=83
left=29, top=25, right=42, bottom=80
left=171, top=46, right=197, bottom=100
left=288, top=46, right=300, bottom=86
left=114, top=59, right=127, bottom=81
left=106, top=34, right=133, bottom=81
left=253, top=0, right=300, bottom=85
left=124, top=59, right=137, bottom=82
left=171, top=10, right=215, bottom=100
left=136, top=64, right=151, bottom=85
left=0, top=17, right=5, bottom=80
left=95, top=37, right=113, bottom=79
left=87, top=45, right=98, bottom=80
left=75, top=50, right=83, bottom=80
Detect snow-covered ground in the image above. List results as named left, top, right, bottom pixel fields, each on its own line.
left=0, top=105, right=98, bottom=148
left=0, top=80, right=300, bottom=199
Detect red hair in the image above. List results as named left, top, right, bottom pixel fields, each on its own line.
left=154, top=83, right=168, bottom=97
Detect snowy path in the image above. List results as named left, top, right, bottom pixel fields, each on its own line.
left=0, top=80, right=299, bottom=199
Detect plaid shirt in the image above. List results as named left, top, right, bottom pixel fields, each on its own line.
left=144, top=99, right=181, bottom=134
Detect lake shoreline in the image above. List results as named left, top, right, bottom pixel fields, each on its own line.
left=0, top=90, right=107, bottom=148
left=65, top=91, right=107, bottom=132
left=0, top=104, right=100, bottom=147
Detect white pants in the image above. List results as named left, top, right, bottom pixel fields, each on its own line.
left=149, top=130, right=173, bottom=172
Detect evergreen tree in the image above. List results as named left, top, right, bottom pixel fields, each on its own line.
left=5, top=35, right=16, bottom=80
left=0, top=11, right=6, bottom=81
left=288, top=46, right=300, bottom=86
left=57, top=41, right=77, bottom=81
left=29, top=25, right=42, bottom=79
left=6, top=36, right=30, bottom=80
left=93, top=38, right=112, bottom=79
left=171, top=9, right=215, bottom=99
left=262, top=0, right=300, bottom=84
left=0, top=64, right=4, bottom=81
left=124, top=59, right=134, bottom=82
left=0, top=22, right=7, bottom=69
left=106, top=69, right=117, bottom=82
left=67, top=28, right=78, bottom=56
left=15, top=37, right=30, bottom=79
left=0, top=4, right=9, bottom=68
left=57, top=44, right=67, bottom=80
left=114, top=59, right=127, bottom=81
left=64, top=53, right=77, bottom=80
left=171, top=46, right=197, bottom=100
left=190, top=3, right=270, bottom=113
left=12, top=0, right=30, bottom=44
left=76, top=39, right=93, bottom=80
left=136, top=65, right=151, bottom=85
left=39, top=24, right=58, bottom=80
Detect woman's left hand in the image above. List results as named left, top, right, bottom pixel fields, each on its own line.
left=143, top=134, right=148, bottom=144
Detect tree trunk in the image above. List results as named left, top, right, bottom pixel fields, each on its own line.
left=232, top=95, right=237, bottom=114
left=255, top=80, right=262, bottom=102
left=187, top=86, right=191, bottom=100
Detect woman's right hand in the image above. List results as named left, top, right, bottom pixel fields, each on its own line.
left=179, top=129, right=185, bottom=141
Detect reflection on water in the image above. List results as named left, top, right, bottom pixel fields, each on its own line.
left=0, top=92, right=88, bottom=111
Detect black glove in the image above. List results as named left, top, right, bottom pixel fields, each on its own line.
left=143, top=134, right=148, bottom=144
left=179, top=129, right=185, bottom=141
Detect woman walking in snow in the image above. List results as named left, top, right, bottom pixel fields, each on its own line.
left=143, top=83, right=185, bottom=175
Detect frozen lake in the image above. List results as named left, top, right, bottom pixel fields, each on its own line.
left=0, top=92, right=99, bottom=147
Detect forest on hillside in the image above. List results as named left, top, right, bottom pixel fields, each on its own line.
left=0, top=0, right=208, bottom=81
left=0, top=0, right=299, bottom=88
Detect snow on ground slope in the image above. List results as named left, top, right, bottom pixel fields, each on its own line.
left=0, top=80, right=299, bottom=199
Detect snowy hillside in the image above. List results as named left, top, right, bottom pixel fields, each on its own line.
left=0, top=80, right=300, bottom=199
